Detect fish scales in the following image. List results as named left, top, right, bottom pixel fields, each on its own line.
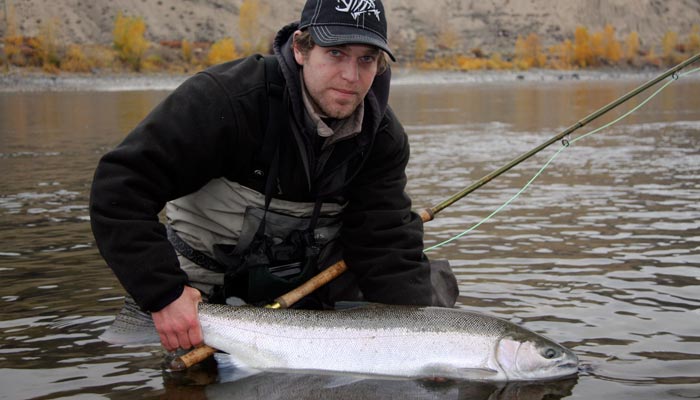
left=201, top=306, right=493, bottom=378
left=202, top=303, right=511, bottom=336
left=196, top=303, right=577, bottom=380
left=102, top=300, right=579, bottom=381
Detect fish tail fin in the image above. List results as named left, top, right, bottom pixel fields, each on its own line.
left=99, top=296, right=161, bottom=345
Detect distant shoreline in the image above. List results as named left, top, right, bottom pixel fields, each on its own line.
left=1, top=67, right=696, bottom=93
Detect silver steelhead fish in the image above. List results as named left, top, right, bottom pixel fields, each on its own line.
left=101, top=300, right=578, bottom=381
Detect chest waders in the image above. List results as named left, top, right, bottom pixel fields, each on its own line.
left=210, top=56, right=327, bottom=306
left=212, top=152, right=326, bottom=305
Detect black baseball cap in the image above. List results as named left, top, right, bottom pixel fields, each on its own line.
left=299, top=0, right=396, bottom=61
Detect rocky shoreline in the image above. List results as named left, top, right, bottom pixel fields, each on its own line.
left=3, top=67, right=690, bottom=93
left=0, top=71, right=190, bottom=92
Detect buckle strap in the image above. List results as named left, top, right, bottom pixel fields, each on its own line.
left=166, top=225, right=226, bottom=273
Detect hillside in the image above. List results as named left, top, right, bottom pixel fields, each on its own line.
left=3, top=0, right=700, bottom=60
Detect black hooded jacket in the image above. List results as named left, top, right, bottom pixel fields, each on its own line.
left=89, top=23, right=434, bottom=311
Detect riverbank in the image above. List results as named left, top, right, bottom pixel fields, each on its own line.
left=2, top=67, right=692, bottom=93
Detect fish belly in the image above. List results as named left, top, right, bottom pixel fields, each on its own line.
left=201, top=318, right=502, bottom=379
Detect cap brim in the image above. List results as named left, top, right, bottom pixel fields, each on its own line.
left=309, top=25, right=396, bottom=62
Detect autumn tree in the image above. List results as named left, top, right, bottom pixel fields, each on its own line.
left=601, top=24, right=622, bottom=64
left=515, top=33, right=546, bottom=69
left=207, top=38, right=238, bottom=66
left=624, top=31, right=640, bottom=64
left=589, top=30, right=606, bottom=66
left=37, top=18, right=61, bottom=72
left=413, top=34, right=428, bottom=62
left=181, top=39, right=193, bottom=64
left=573, top=26, right=592, bottom=67
left=61, top=44, right=91, bottom=72
left=549, top=39, right=574, bottom=69
left=645, top=48, right=661, bottom=67
left=686, top=25, right=700, bottom=54
left=239, top=0, right=270, bottom=56
left=662, top=30, right=679, bottom=64
left=113, top=12, right=149, bottom=71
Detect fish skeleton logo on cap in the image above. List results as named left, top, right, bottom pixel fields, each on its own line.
left=335, top=0, right=381, bottom=21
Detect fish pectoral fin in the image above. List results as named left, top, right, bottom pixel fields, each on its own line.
left=421, top=364, right=499, bottom=380
left=214, top=353, right=261, bottom=382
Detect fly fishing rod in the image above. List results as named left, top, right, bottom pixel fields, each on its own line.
left=171, top=52, right=700, bottom=371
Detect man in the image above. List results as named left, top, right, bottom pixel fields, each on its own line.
left=90, top=0, right=457, bottom=352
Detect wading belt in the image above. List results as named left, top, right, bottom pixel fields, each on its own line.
left=167, top=225, right=226, bottom=272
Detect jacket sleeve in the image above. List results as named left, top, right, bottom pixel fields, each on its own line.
left=340, top=107, right=434, bottom=306
left=89, top=72, right=242, bottom=311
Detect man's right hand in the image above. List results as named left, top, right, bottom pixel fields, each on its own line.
left=151, top=286, right=203, bottom=351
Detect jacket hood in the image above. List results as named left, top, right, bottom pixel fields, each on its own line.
left=272, top=22, right=392, bottom=123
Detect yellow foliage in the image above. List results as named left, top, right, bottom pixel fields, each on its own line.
left=570, top=25, right=624, bottom=67
left=413, top=34, right=429, bottom=62
left=548, top=39, right=574, bottom=69
left=624, top=31, right=640, bottom=62
left=455, top=55, right=482, bottom=70
left=662, top=31, right=678, bottom=58
left=182, top=39, right=193, bottom=63
left=573, top=26, right=591, bottom=67
left=4, top=36, right=42, bottom=67
left=514, top=36, right=527, bottom=67
left=645, top=48, right=662, bottom=67
left=487, top=53, right=512, bottom=70
left=38, top=18, right=62, bottom=71
left=113, top=12, right=149, bottom=71
left=5, top=14, right=700, bottom=74
left=661, top=30, right=684, bottom=65
left=602, top=24, right=622, bottom=64
left=207, top=38, right=238, bottom=66
left=239, top=0, right=258, bottom=55
left=239, top=0, right=269, bottom=56
left=589, top=31, right=606, bottom=66
left=686, top=25, right=700, bottom=54
left=514, top=33, right=546, bottom=69
left=61, top=44, right=92, bottom=72
left=442, top=53, right=512, bottom=71
left=141, top=54, right=165, bottom=72
left=3, top=36, right=23, bottom=65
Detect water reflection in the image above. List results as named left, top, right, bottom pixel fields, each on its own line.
left=159, top=361, right=579, bottom=400
left=1, top=77, right=699, bottom=399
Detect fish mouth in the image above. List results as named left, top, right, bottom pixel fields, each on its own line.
left=558, top=362, right=579, bottom=371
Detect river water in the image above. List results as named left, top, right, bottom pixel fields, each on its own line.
left=0, top=71, right=699, bottom=399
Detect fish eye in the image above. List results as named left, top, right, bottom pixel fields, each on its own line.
left=544, top=348, right=559, bottom=359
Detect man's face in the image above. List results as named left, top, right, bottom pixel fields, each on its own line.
left=294, top=35, right=380, bottom=119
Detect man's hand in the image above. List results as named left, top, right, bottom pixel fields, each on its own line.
left=151, top=286, right=203, bottom=351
